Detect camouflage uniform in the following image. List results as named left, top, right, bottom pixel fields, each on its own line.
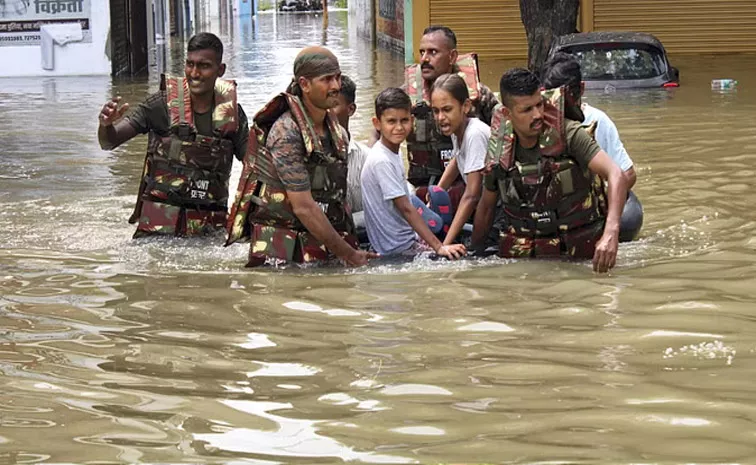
left=483, top=87, right=608, bottom=259
left=226, top=93, right=355, bottom=267
left=128, top=74, right=247, bottom=238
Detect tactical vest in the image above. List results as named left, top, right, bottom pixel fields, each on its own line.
left=405, top=53, right=481, bottom=187
left=129, top=74, right=239, bottom=238
left=225, top=93, right=355, bottom=267
left=485, top=87, right=607, bottom=259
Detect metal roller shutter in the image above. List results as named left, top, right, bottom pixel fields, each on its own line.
left=110, top=0, right=130, bottom=76
left=593, top=0, right=756, bottom=54
left=429, top=0, right=528, bottom=59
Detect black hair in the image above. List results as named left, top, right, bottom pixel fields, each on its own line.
left=499, top=68, right=541, bottom=107
left=374, top=87, right=411, bottom=119
left=340, top=75, right=356, bottom=105
left=542, top=52, right=582, bottom=97
left=422, top=25, right=457, bottom=49
left=187, top=32, right=224, bottom=63
left=430, top=73, right=469, bottom=104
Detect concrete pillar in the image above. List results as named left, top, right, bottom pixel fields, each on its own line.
left=405, top=0, right=429, bottom=64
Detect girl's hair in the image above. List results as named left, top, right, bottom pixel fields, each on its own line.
left=430, top=73, right=469, bottom=104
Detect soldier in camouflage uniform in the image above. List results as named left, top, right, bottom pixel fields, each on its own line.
left=226, top=47, right=378, bottom=267
left=470, top=68, right=628, bottom=273
left=97, top=33, right=249, bottom=238
left=404, top=25, right=499, bottom=208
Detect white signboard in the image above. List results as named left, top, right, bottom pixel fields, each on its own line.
left=0, top=0, right=91, bottom=46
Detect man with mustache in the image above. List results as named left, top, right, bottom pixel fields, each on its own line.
left=226, top=47, right=377, bottom=267
left=97, top=33, right=249, bottom=238
left=471, top=68, right=628, bottom=273
left=404, top=25, right=499, bottom=205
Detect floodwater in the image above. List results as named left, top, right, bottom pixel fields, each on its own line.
left=2, top=10, right=756, bottom=464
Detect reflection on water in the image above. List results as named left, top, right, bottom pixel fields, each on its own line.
left=2, top=11, right=756, bottom=464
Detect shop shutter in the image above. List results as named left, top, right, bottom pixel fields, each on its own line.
left=593, top=0, right=756, bottom=54
left=429, top=0, right=529, bottom=59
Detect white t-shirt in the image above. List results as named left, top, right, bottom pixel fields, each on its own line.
left=450, top=117, right=490, bottom=184
left=582, top=103, right=634, bottom=172
left=347, top=138, right=370, bottom=214
left=360, top=140, right=416, bottom=255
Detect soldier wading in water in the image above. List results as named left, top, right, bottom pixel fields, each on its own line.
left=226, top=46, right=378, bottom=267
left=97, top=33, right=249, bottom=238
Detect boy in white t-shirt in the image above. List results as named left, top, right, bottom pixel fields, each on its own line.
left=360, top=88, right=466, bottom=259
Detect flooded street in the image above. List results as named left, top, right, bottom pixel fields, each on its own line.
left=2, top=11, right=756, bottom=464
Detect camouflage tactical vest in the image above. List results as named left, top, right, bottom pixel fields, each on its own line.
left=129, top=74, right=239, bottom=238
left=405, top=53, right=481, bottom=187
left=225, top=93, right=354, bottom=267
left=485, top=87, right=607, bottom=259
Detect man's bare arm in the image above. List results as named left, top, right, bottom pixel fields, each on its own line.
left=624, top=166, right=637, bottom=190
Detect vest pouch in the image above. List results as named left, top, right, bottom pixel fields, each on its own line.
left=185, top=209, right=226, bottom=236
left=294, top=231, right=329, bottom=263
left=310, top=164, right=329, bottom=191
left=498, top=228, right=534, bottom=258
left=182, top=137, right=234, bottom=174
left=248, top=224, right=298, bottom=266
left=134, top=200, right=182, bottom=237
left=412, top=103, right=431, bottom=143
left=170, top=122, right=197, bottom=142
left=561, top=220, right=604, bottom=259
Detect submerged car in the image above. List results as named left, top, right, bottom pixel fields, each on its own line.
left=279, top=0, right=322, bottom=12
left=549, top=32, right=680, bottom=89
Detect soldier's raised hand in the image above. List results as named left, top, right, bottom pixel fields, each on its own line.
left=99, top=96, right=130, bottom=127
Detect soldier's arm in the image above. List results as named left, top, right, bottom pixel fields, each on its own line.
left=470, top=182, right=498, bottom=252
left=233, top=105, right=250, bottom=161
left=98, top=97, right=138, bottom=150
left=588, top=150, right=627, bottom=272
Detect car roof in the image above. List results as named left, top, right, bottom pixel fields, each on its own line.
left=553, top=32, right=665, bottom=50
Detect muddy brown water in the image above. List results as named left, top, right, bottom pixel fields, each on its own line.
left=2, top=11, right=756, bottom=464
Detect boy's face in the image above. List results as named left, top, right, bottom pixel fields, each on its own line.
left=372, top=108, right=412, bottom=147
left=331, top=93, right=356, bottom=129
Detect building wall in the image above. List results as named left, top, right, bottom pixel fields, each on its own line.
left=376, top=0, right=403, bottom=55
left=0, top=2, right=110, bottom=77
left=349, top=0, right=374, bottom=42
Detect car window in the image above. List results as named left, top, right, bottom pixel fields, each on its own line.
left=564, top=44, right=666, bottom=80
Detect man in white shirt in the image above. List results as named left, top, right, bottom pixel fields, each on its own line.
left=331, top=75, right=371, bottom=214
left=542, top=52, right=641, bottom=241
left=542, top=52, right=636, bottom=189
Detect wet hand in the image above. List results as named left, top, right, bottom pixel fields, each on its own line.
left=436, top=244, right=466, bottom=260
left=343, top=249, right=379, bottom=267
left=593, top=232, right=618, bottom=273
left=99, top=96, right=130, bottom=127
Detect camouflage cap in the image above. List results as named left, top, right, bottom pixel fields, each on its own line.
left=294, top=46, right=340, bottom=79
left=287, top=46, right=341, bottom=94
